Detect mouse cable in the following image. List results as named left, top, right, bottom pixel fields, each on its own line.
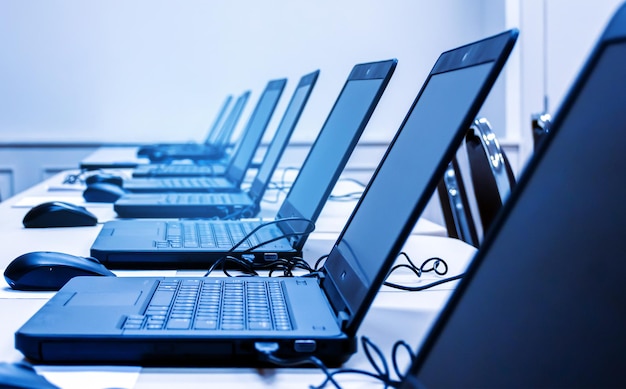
left=256, top=335, right=416, bottom=389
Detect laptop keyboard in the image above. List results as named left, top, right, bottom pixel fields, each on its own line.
left=155, top=165, right=218, bottom=175
left=155, top=221, right=276, bottom=249
left=122, top=278, right=292, bottom=331
left=159, top=178, right=221, bottom=188
left=163, top=193, right=234, bottom=205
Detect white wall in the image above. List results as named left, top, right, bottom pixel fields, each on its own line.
left=0, top=0, right=512, bottom=145
left=516, top=0, right=624, bottom=165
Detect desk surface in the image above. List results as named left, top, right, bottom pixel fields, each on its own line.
left=0, top=166, right=475, bottom=388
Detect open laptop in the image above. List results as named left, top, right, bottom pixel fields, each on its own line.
left=402, top=4, right=626, bottom=388
left=133, top=91, right=250, bottom=176
left=113, top=70, right=320, bottom=218
left=135, top=94, right=234, bottom=160
left=122, top=79, right=286, bottom=192
left=139, top=92, right=252, bottom=162
left=15, top=30, right=517, bottom=366
left=91, top=60, right=397, bottom=269
left=79, top=92, right=250, bottom=171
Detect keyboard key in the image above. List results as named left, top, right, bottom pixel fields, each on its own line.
left=167, top=318, right=191, bottom=330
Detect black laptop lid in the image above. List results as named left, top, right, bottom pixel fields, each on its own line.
left=276, top=59, right=397, bottom=246
left=320, top=30, right=518, bottom=336
left=405, top=4, right=626, bottom=388
left=203, top=94, right=233, bottom=145
left=210, top=91, right=250, bottom=150
left=224, top=79, right=286, bottom=185
left=248, top=70, right=319, bottom=202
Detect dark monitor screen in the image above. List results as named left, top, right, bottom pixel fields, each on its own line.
left=203, top=95, right=232, bottom=145
left=410, top=40, right=626, bottom=388
left=281, top=79, right=382, bottom=218
left=227, top=81, right=285, bottom=180
left=337, top=63, right=490, bottom=283
left=275, top=59, right=397, bottom=246
left=249, top=82, right=313, bottom=200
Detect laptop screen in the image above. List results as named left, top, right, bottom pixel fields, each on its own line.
left=275, top=59, right=396, bottom=244
left=406, top=39, right=626, bottom=388
left=226, top=80, right=285, bottom=183
left=338, top=62, right=491, bottom=281
left=248, top=72, right=318, bottom=201
left=209, top=91, right=250, bottom=148
left=202, top=95, right=232, bottom=145
left=320, top=30, right=517, bottom=336
left=281, top=79, right=382, bottom=216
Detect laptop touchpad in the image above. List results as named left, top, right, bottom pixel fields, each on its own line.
left=66, top=291, right=143, bottom=306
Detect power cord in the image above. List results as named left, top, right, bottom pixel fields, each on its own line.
left=256, top=336, right=416, bottom=389
left=203, top=217, right=316, bottom=276
left=313, top=251, right=463, bottom=291
left=383, top=252, right=465, bottom=291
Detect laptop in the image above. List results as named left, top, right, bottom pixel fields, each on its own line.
left=15, top=31, right=517, bottom=366
left=139, top=91, right=252, bottom=163
left=135, top=93, right=234, bottom=160
left=132, top=91, right=250, bottom=176
left=79, top=92, right=249, bottom=171
left=402, top=5, right=626, bottom=388
left=91, top=60, right=397, bottom=269
left=113, top=70, right=320, bottom=218
left=122, top=79, right=286, bottom=192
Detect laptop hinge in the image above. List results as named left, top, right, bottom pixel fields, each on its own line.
left=337, top=310, right=350, bottom=331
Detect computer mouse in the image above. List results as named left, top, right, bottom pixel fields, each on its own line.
left=83, top=182, right=127, bottom=203
left=4, top=251, right=116, bottom=291
left=0, top=362, right=59, bottom=389
left=85, top=172, right=124, bottom=187
left=137, top=145, right=158, bottom=157
left=23, top=201, right=98, bottom=228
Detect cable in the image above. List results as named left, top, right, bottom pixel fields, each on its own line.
left=329, top=177, right=368, bottom=201
left=383, top=252, right=464, bottom=291
left=257, top=336, right=417, bottom=389
left=203, top=217, right=316, bottom=276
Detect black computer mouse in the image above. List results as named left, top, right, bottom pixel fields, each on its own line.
left=85, top=172, right=124, bottom=187
left=23, top=201, right=98, bottom=228
left=4, top=251, right=116, bottom=291
left=137, top=145, right=158, bottom=157
left=0, top=362, right=59, bottom=389
left=83, top=182, right=127, bottom=203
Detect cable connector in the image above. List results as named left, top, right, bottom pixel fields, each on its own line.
left=254, top=342, right=280, bottom=355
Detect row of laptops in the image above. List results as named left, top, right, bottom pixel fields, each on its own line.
left=113, top=71, right=321, bottom=219
left=93, top=60, right=398, bottom=266
left=124, top=78, right=287, bottom=190
left=135, top=91, right=249, bottom=163
left=17, top=26, right=524, bottom=367
left=103, top=73, right=319, bottom=219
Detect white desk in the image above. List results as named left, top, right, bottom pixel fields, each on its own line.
left=0, top=169, right=475, bottom=388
